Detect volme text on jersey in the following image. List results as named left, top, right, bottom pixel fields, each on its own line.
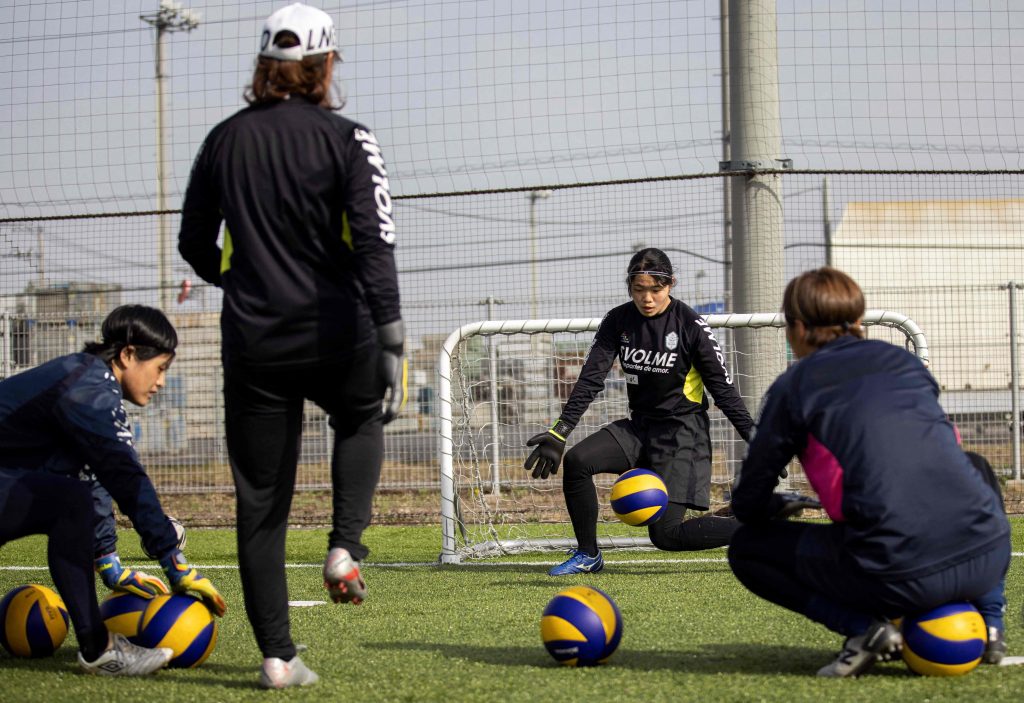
left=695, top=318, right=733, bottom=384
left=354, top=128, right=396, bottom=245
left=620, top=345, right=678, bottom=374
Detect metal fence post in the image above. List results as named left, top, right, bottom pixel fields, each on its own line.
left=1010, top=282, right=1022, bottom=480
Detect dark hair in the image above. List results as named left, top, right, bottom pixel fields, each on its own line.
left=82, top=305, right=178, bottom=363
left=783, top=267, right=865, bottom=348
left=626, top=247, right=674, bottom=288
left=244, top=31, right=342, bottom=109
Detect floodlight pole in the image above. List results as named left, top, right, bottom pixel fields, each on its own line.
left=141, top=1, right=200, bottom=310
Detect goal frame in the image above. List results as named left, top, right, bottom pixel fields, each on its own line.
left=437, top=310, right=929, bottom=563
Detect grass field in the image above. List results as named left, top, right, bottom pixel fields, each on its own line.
left=2, top=520, right=1024, bottom=702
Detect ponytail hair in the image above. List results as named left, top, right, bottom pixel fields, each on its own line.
left=782, top=267, right=865, bottom=348
left=83, top=305, right=178, bottom=363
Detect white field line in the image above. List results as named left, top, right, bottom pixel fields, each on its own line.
left=3, top=553, right=1024, bottom=571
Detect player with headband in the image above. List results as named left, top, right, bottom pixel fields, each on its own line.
left=178, top=2, right=404, bottom=689
left=524, top=247, right=755, bottom=575
left=0, top=305, right=225, bottom=676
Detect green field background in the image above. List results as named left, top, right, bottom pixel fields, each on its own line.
left=1, top=520, right=1023, bottom=702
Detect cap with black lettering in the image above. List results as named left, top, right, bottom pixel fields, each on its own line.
left=259, top=3, right=338, bottom=61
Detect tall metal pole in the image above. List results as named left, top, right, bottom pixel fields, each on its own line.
left=1010, top=282, right=1021, bottom=481
left=729, top=0, right=785, bottom=413
left=36, top=226, right=45, bottom=286
left=141, top=2, right=200, bottom=310
left=481, top=296, right=505, bottom=494
left=528, top=190, right=552, bottom=320
left=155, top=29, right=170, bottom=309
left=720, top=0, right=732, bottom=313
left=823, top=176, right=833, bottom=267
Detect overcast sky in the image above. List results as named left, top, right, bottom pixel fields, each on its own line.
left=1, top=1, right=1022, bottom=335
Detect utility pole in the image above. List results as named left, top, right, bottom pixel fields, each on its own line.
left=141, top=1, right=200, bottom=309
left=727, top=0, right=786, bottom=412
left=527, top=190, right=552, bottom=320
left=823, top=176, right=833, bottom=267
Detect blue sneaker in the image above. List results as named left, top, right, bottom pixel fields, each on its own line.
left=548, top=549, right=604, bottom=576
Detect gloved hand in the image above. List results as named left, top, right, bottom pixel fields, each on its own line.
left=772, top=492, right=822, bottom=520
left=159, top=550, right=227, bottom=617
left=95, top=552, right=169, bottom=599
left=378, top=319, right=407, bottom=424
left=524, top=420, right=573, bottom=479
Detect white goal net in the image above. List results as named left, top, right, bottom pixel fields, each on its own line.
left=438, top=311, right=928, bottom=563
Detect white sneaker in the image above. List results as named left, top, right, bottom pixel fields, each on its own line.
left=817, top=621, right=902, bottom=678
left=77, top=633, right=173, bottom=676
left=323, top=547, right=367, bottom=604
left=259, top=655, right=320, bottom=689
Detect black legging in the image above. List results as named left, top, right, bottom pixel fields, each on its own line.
left=225, top=350, right=384, bottom=661
left=562, top=429, right=737, bottom=556
left=0, top=471, right=108, bottom=660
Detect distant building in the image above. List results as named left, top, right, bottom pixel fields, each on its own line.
left=833, top=199, right=1024, bottom=438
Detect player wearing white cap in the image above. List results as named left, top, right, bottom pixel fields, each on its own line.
left=179, top=2, right=404, bottom=689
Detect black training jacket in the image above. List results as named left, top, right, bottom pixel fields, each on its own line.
left=179, top=97, right=400, bottom=366
left=559, top=298, right=753, bottom=438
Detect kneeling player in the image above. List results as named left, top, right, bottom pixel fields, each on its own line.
left=524, top=248, right=753, bottom=576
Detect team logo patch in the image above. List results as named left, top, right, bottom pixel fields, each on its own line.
left=620, top=332, right=630, bottom=344
left=665, top=332, right=678, bottom=350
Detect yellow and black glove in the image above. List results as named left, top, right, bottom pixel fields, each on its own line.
left=159, top=550, right=227, bottom=617
left=95, top=552, right=169, bottom=599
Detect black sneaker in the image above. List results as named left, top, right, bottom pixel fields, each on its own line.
left=983, top=626, right=1006, bottom=665
left=817, top=621, right=902, bottom=678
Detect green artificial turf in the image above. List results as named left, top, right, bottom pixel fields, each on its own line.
left=1, top=520, right=1023, bottom=702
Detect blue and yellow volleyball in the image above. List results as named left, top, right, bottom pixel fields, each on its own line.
left=99, top=592, right=151, bottom=640
left=901, top=602, right=986, bottom=676
left=540, top=585, right=623, bottom=666
left=136, top=594, right=218, bottom=668
left=0, top=584, right=70, bottom=658
left=610, top=468, right=668, bottom=526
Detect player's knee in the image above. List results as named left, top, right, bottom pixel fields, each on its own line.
left=561, top=447, right=589, bottom=481
left=647, top=522, right=675, bottom=551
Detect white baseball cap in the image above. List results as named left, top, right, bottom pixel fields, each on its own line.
left=259, top=3, right=338, bottom=61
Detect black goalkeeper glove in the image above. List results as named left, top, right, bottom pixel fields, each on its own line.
left=772, top=492, right=822, bottom=520
left=524, top=420, right=573, bottom=479
left=378, top=320, right=407, bottom=424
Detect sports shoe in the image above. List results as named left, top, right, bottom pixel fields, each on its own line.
left=77, top=633, right=173, bottom=676
left=548, top=549, right=604, bottom=576
left=259, top=655, right=320, bottom=689
left=323, top=547, right=367, bottom=604
left=816, top=620, right=902, bottom=678
left=983, top=626, right=1007, bottom=665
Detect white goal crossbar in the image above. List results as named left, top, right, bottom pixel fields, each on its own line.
left=437, top=310, right=928, bottom=563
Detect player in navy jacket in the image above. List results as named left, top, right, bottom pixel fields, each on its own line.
left=525, top=248, right=753, bottom=576
left=0, top=305, right=225, bottom=675
left=178, top=4, right=404, bottom=688
left=728, top=267, right=1010, bottom=678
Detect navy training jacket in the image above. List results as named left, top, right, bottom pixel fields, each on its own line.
left=0, top=353, right=177, bottom=559
left=732, top=335, right=1009, bottom=580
